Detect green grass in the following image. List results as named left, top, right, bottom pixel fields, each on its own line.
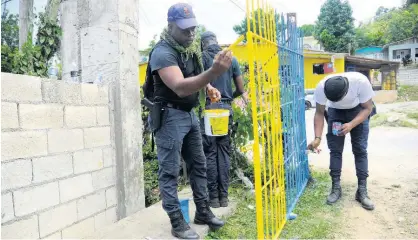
left=369, top=111, right=418, bottom=129
left=280, top=171, right=342, bottom=239
left=206, top=171, right=342, bottom=239
left=407, top=112, right=418, bottom=121
left=397, top=85, right=418, bottom=102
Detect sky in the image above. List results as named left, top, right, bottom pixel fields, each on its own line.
left=2, top=0, right=404, bottom=49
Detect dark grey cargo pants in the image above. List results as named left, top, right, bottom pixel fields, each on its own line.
left=155, top=107, right=208, bottom=214
left=326, top=105, right=370, bottom=180
left=201, top=103, right=233, bottom=200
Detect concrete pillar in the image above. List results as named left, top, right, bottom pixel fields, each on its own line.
left=77, top=0, right=144, bottom=218
left=60, top=0, right=81, bottom=81
left=388, top=46, right=393, bottom=61
left=19, top=0, right=34, bottom=49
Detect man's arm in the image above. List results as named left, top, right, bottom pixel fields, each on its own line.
left=158, top=50, right=232, bottom=98
left=350, top=99, right=373, bottom=127
left=314, top=103, right=326, bottom=139
left=233, top=75, right=245, bottom=98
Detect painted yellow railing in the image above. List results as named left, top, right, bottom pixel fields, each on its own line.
left=243, top=0, right=287, bottom=238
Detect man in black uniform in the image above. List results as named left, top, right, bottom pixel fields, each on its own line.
left=148, top=3, right=232, bottom=239
left=200, top=31, right=246, bottom=208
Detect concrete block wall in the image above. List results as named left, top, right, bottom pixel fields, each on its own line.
left=398, top=67, right=418, bottom=85
left=1, top=73, right=117, bottom=239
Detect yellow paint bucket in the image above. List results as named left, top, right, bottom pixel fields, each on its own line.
left=203, top=109, right=230, bottom=136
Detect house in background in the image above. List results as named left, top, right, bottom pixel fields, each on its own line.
left=354, top=46, right=384, bottom=60
left=382, top=36, right=418, bottom=63
left=303, top=36, right=323, bottom=51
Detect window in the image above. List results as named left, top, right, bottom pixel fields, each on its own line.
left=313, top=64, right=324, bottom=74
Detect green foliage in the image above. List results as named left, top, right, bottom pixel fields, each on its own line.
left=3, top=10, right=62, bottom=77
left=300, top=24, right=315, bottom=37
left=1, top=45, right=17, bottom=73
left=314, top=0, right=356, bottom=53
left=406, top=0, right=418, bottom=7
left=144, top=159, right=160, bottom=206
left=233, top=9, right=280, bottom=40
left=1, top=10, right=19, bottom=48
left=355, top=4, right=418, bottom=48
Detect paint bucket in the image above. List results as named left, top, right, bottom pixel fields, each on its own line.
left=179, top=199, right=190, bottom=223
left=204, top=109, right=230, bottom=136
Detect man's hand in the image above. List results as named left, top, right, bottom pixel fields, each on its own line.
left=339, top=122, right=354, bottom=136
left=207, top=86, right=221, bottom=103
left=210, top=49, right=232, bottom=75
left=308, top=138, right=321, bottom=152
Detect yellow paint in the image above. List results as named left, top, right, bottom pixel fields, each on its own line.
left=245, top=1, right=286, bottom=239
left=139, top=62, right=147, bottom=86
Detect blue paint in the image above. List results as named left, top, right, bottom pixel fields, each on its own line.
left=354, top=46, right=383, bottom=56
left=277, top=14, right=310, bottom=216
left=179, top=199, right=190, bottom=223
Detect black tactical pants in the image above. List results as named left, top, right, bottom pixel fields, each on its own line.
left=155, top=107, right=208, bottom=214
left=201, top=103, right=233, bottom=200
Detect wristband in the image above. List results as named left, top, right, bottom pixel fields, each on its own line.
left=315, top=137, right=321, bottom=140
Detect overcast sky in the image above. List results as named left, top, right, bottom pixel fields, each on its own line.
left=2, top=0, right=403, bottom=49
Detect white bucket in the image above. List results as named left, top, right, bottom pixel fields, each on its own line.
left=203, top=109, right=230, bottom=136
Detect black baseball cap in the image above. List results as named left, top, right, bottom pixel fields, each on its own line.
left=167, top=3, right=198, bottom=29
left=324, top=76, right=349, bottom=102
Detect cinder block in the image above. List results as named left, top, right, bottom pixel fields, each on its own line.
left=94, top=211, right=107, bottom=230
left=92, top=167, right=115, bottom=190
left=81, top=84, right=109, bottom=104
left=48, top=129, right=84, bottom=153
left=1, top=102, right=18, bottom=129
left=20, top=104, right=64, bottom=129
left=84, top=127, right=111, bottom=148
left=105, top=187, right=116, bottom=207
left=73, top=148, right=103, bottom=174
left=32, top=154, right=73, bottom=183
left=102, top=147, right=114, bottom=167
left=76, top=191, right=106, bottom=220
left=39, top=202, right=77, bottom=238
left=1, top=215, right=39, bottom=239
left=1, top=192, right=14, bottom=223
left=59, top=174, right=94, bottom=202
left=1, top=159, right=32, bottom=190
left=96, top=106, right=110, bottom=126
left=105, top=206, right=117, bottom=223
left=14, top=182, right=60, bottom=217
left=1, top=73, right=42, bottom=102
left=65, top=106, right=97, bottom=128
left=43, top=231, right=62, bottom=239
left=61, top=217, right=95, bottom=239
left=42, top=80, right=82, bottom=104
left=1, top=131, right=48, bottom=161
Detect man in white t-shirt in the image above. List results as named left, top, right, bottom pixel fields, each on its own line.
left=308, top=72, right=375, bottom=211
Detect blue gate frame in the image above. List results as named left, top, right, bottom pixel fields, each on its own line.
left=277, top=13, right=310, bottom=217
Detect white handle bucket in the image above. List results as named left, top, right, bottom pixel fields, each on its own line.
left=203, top=109, right=230, bottom=136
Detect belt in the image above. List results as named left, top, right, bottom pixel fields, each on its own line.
left=206, top=99, right=232, bottom=105
left=164, top=103, right=192, bottom=112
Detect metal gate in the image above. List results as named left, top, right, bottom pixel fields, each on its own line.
left=245, top=0, right=287, bottom=238
left=277, top=13, right=310, bottom=216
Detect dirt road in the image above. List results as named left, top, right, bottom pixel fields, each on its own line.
left=305, top=103, right=418, bottom=239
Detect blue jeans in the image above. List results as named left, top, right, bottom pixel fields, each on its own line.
left=326, top=105, right=370, bottom=180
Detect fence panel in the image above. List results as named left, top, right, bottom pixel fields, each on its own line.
left=277, top=14, right=310, bottom=216
left=244, top=0, right=287, bottom=238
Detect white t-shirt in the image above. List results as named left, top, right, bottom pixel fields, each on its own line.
left=314, top=72, right=375, bottom=109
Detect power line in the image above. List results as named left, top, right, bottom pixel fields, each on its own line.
left=228, top=0, right=245, bottom=12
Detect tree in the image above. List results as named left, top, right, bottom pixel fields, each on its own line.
left=1, top=10, right=19, bottom=48
left=406, top=0, right=418, bottom=7
left=233, top=9, right=279, bottom=40
left=300, top=24, right=314, bottom=37
left=375, top=6, right=389, bottom=18
left=314, top=0, right=356, bottom=53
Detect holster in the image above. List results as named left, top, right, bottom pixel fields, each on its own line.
left=141, top=98, right=164, bottom=132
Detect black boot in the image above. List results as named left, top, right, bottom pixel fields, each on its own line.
left=194, top=201, right=225, bottom=230
left=326, top=177, right=342, bottom=205
left=356, top=179, right=375, bottom=210
left=169, top=210, right=199, bottom=239
left=209, top=198, right=220, bottom=208
left=219, top=197, right=228, bottom=207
